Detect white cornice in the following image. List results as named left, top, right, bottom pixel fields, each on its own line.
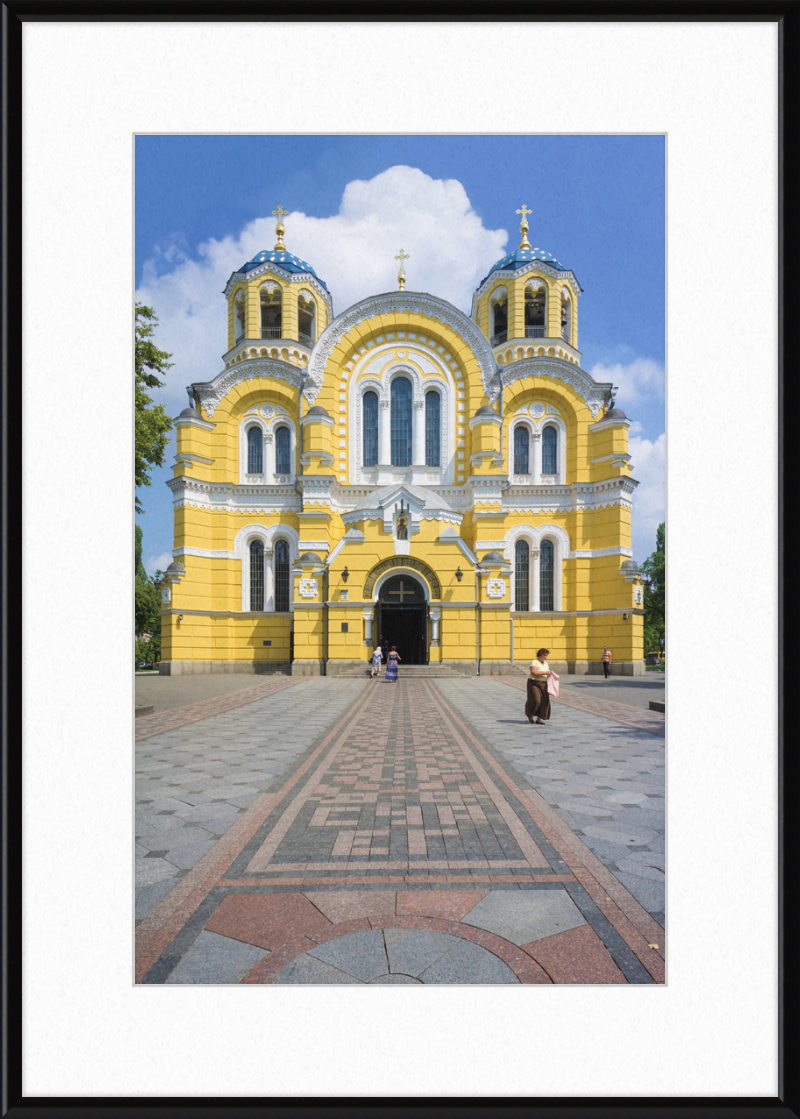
left=167, top=477, right=300, bottom=513
left=500, top=356, right=612, bottom=417
left=192, top=359, right=304, bottom=418
left=306, top=291, right=499, bottom=405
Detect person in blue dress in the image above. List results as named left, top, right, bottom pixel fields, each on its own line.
left=385, top=646, right=401, bottom=682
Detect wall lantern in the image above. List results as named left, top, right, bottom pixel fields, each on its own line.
left=178, top=615, right=184, bottom=622
left=342, top=566, right=350, bottom=583
left=455, top=567, right=463, bottom=582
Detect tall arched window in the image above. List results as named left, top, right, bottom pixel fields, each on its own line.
left=363, top=391, right=378, bottom=466
left=561, top=297, right=571, bottom=342
left=514, top=426, right=530, bottom=474
left=542, top=426, right=558, bottom=475
left=275, top=426, right=291, bottom=475
left=249, top=540, right=264, bottom=611
left=525, top=284, right=546, bottom=338
left=515, top=541, right=530, bottom=611
left=260, top=285, right=282, bottom=339
left=234, top=293, right=246, bottom=342
left=425, top=391, right=441, bottom=467
left=540, top=540, right=554, bottom=611
left=247, top=426, right=263, bottom=474
left=274, top=540, right=290, bottom=612
left=298, top=292, right=316, bottom=345
left=390, top=377, right=412, bottom=467
left=490, top=288, right=508, bottom=346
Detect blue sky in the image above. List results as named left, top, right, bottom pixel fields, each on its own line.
left=135, top=135, right=665, bottom=570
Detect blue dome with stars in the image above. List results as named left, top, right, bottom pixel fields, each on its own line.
left=479, top=245, right=566, bottom=288
left=239, top=249, right=328, bottom=291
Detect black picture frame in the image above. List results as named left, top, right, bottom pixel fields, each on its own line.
left=2, top=1, right=794, bottom=1114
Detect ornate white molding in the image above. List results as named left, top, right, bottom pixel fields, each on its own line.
left=471, top=260, right=582, bottom=311
left=306, top=292, right=498, bottom=405
left=500, top=357, right=611, bottom=417
left=193, top=359, right=304, bottom=418
left=568, top=546, right=634, bottom=559
left=167, top=476, right=300, bottom=513
left=223, top=262, right=333, bottom=314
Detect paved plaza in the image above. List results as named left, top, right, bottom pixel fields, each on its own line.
left=135, top=672, right=665, bottom=985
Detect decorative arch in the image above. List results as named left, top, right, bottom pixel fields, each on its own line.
left=363, top=556, right=441, bottom=600
left=234, top=522, right=300, bottom=612
left=504, top=523, right=570, bottom=612
left=306, top=291, right=498, bottom=404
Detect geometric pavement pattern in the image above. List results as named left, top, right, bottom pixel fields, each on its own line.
left=135, top=675, right=665, bottom=985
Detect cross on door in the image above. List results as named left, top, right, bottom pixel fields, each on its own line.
left=386, top=580, right=416, bottom=602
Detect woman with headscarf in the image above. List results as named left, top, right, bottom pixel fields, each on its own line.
left=525, top=647, right=552, bottom=725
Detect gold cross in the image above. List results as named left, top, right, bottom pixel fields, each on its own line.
left=395, top=248, right=410, bottom=265
left=273, top=205, right=288, bottom=250
left=516, top=204, right=532, bottom=249
left=395, top=248, right=409, bottom=291
left=387, top=580, right=415, bottom=602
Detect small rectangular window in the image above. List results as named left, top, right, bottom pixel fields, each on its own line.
left=341, top=623, right=349, bottom=633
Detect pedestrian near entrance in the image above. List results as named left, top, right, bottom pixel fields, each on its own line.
left=602, top=646, right=612, bottom=678
left=526, top=648, right=552, bottom=725
left=370, top=646, right=383, bottom=678
left=385, top=646, right=401, bottom=683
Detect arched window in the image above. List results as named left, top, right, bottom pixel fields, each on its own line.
left=561, top=297, right=571, bottom=342
left=260, top=285, right=282, bottom=339
left=275, top=425, right=291, bottom=475
left=363, top=391, right=378, bottom=467
left=297, top=292, right=316, bottom=346
left=540, top=540, right=554, bottom=611
left=514, top=426, right=530, bottom=474
left=390, top=376, right=412, bottom=467
left=490, top=288, right=508, bottom=346
left=274, top=540, right=290, bottom=612
left=525, top=284, right=546, bottom=338
left=234, top=293, right=246, bottom=342
left=542, top=426, right=558, bottom=475
left=247, top=426, right=263, bottom=474
left=425, top=391, right=441, bottom=467
left=249, top=540, right=264, bottom=611
left=515, top=540, right=530, bottom=611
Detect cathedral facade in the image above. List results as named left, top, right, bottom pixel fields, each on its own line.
left=159, top=207, right=645, bottom=676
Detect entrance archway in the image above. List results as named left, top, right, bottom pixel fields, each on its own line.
left=376, top=574, right=428, bottom=665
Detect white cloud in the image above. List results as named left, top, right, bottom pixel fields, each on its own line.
left=136, top=166, right=508, bottom=415
left=145, top=552, right=173, bottom=577
left=588, top=357, right=664, bottom=413
left=628, top=429, right=666, bottom=562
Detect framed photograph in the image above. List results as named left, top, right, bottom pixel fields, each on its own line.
left=5, top=3, right=792, bottom=1112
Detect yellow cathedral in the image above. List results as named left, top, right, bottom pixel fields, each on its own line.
left=159, top=206, right=645, bottom=677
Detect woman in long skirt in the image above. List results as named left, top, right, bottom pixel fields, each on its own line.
left=385, top=646, right=401, bottom=682
left=525, top=647, right=552, bottom=724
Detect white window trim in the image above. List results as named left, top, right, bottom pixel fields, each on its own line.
left=349, top=356, right=454, bottom=485
left=508, top=413, right=567, bottom=485
left=505, top=523, right=569, bottom=612
left=238, top=413, right=297, bottom=484
left=235, top=523, right=299, bottom=612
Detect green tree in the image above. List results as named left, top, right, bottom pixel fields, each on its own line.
left=641, top=522, right=665, bottom=654
left=135, top=303, right=173, bottom=514
left=135, top=523, right=164, bottom=666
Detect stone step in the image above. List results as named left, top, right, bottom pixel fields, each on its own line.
left=334, top=666, right=469, bottom=678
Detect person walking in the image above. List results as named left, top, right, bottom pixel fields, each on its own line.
left=370, top=645, right=383, bottom=678
left=602, top=646, right=612, bottom=678
left=384, top=646, right=401, bottom=683
left=525, top=648, right=552, bottom=725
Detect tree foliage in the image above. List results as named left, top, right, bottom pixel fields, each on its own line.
left=135, top=523, right=164, bottom=665
left=641, top=522, right=665, bottom=653
left=135, top=303, right=173, bottom=513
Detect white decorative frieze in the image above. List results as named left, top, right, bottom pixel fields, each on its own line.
left=501, top=357, right=610, bottom=416
left=193, top=359, right=304, bottom=418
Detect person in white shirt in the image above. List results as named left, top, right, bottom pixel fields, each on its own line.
left=525, top=647, right=552, bottom=725
left=370, top=646, right=383, bottom=678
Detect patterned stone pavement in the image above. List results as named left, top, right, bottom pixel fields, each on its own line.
left=135, top=675, right=665, bottom=985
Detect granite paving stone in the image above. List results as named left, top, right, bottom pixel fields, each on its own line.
left=417, top=938, right=519, bottom=984
left=386, top=929, right=462, bottom=976
left=461, top=890, right=587, bottom=945
left=165, top=931, right=268, bottom=984
left=307, top=930, right=389, bottom=982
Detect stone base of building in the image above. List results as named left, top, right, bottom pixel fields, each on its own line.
left=291, top=660, right=327, bottom=676
left=159, top=660, right=291, bottom=676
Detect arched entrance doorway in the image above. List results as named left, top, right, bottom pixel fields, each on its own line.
left=376, top=575, right=428, bottom=665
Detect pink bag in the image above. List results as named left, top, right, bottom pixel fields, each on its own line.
left=547, top=671, right=560, bottom=699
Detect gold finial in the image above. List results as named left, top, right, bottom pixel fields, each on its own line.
left=272, top=204, right=288, bottom=251
left=516, top=204, right=532, bottom=249
left=395, top=248, right=409, bottom=291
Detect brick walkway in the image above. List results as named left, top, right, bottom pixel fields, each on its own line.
left=135, top=676, right=304, bottom=740
left=496, top=675, right=667, bottom=735
left=135, top=677, right=665, bottom=985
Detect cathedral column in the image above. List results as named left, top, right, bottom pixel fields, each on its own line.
left=264, top=548, right=274, bottom=611
left=531, top=548, right=540, bottom=611
left=531, top=433, right=542, bottom=485
left=264, top=432, right=275, bottom=482
left=363, top=609, right=374, bottom=647
left=412, top=399, right=426, bottom=479
left=378, top=398, right=392, bottom=481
